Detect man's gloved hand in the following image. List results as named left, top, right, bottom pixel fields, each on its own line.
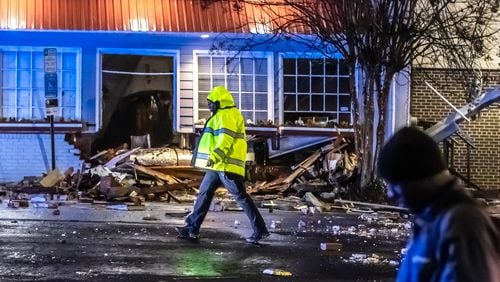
left=206, top=158, right=215, bottom=167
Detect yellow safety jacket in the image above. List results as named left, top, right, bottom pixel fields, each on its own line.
left=194, top=86, right=247, bottom=177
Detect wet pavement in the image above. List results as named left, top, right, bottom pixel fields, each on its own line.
left=0, top=203, right=408, bottom=281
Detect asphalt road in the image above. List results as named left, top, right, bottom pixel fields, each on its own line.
left=0, top=203, right=408, bottom=281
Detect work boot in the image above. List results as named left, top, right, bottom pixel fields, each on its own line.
left=245, top=231, right=270, bottom=244
left=175, top=226, right=199, bottom=241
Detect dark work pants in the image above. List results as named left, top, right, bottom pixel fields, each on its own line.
left=185, top=170, right=267, bottom=236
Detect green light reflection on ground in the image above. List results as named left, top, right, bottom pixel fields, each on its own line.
left=174, top=248, right=227, bottom=277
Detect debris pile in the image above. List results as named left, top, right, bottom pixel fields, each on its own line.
left=0, top=134, right=410, bottom=219
left=248, top=136, right=357, bottom=199
left=0, top=146, right=205, bottom=210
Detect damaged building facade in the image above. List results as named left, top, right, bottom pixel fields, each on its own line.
left=1, top=0, right=497, bottom=190
left=0, top=0, right=410, bottom=182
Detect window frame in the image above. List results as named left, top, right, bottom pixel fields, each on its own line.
left=193, top=50, right=274, bottom=126
left=279, top=52, right=352, bottom=128
left=96, top=48, right=180, bottom=133
left=0, top=45, right=82, bottom=123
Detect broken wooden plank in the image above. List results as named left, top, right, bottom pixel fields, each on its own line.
left=40, top=169, right=64, bottom=188
left=283, top=150, right=322, bottom=184
left=334, top=199, right=408, bottom=213
left=140, top=183, right=187, bottom=195
left=126, top=163, right=179, bottom=184
left=147, top=166, right=205, bottom=181
left=89, top=150, right=108, bottom=160
left=304, top=192, right=331, bottom=212
left=293, top=181, right=331, bottom=193
left=104, top=147, right=141, bottom=169
left=321, top=142, right=349, bottom=154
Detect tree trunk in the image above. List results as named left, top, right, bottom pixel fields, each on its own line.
left=352, top=67, right=395, bottom=192
left=351, top=67, right=376, bottom=190
left=374, top=72, right=395, bottom=177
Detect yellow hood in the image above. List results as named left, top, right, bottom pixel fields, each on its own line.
left=207, top=86, right=235, bottom=108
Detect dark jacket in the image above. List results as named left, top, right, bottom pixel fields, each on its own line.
left=397, top=179, right=500, bottom=282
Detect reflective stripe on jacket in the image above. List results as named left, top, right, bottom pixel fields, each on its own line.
left=193, top=86, right=247, bottom=177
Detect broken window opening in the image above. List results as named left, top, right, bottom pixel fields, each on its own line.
left=93, top=54, right=175, bottom=153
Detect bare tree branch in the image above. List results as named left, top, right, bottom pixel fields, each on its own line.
left=201, top=0, right=499, bottom=193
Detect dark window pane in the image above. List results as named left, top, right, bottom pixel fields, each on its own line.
left=325, top=95, right=338, bottom=111
left=255, top=59, right=267, bottom=74
left=325, top=59, right=337, bottom=75
left=241, top=93, right=253, bottom=110
left=32, top=90, right=44, bottom=107
left=199, top=110, right=211, bottom=121
left=18, top=51, right=31, bottom=69
left=198, top=92, right=209, bottom=108
left=339, top=113, right=351, bottom=124
left=3, top=70, right=16, bottom=87
left=213, top=75, right=225, bottom=88
left=339, top=59, right=349, bottom=75
left=33, top=71, right=44, bottom=88
left=242, top=111, right=253, bottom=122
left=198, top=75, right=211, bottom=91
left=18, top=90, right=30, bottom=107
left=311, top=95, right=324, bottom=111
left=255, top=94, right=267, bottom=110
left=3, top=52, right=16, bottom=68
left=241, top=75, right=253, bottom=92
left=339, top=77, right=350, bottom=93
left=212, top=57, right=226, bottom=73
left=62, top=90, right=76, bottom=106
left=284, top=94, right=296, bottom=111
left=311, top=59, right=324, bottom=75
left=198, top=57, right=211, bottom=73
left=283, top=113, right=295, bottom=124
left=241, top=58, right=253, bottom=74
left=283, top=59, right=295, bottom=75
left=339, top=95, right=351, bottom=111
left=311, top=77, right=324, bottom=93
left=297, top=95, right=310, bottom=111
left=325, top=77, right=337, bottom=93
left=233, top=94, right=240, bottom=108
left=165, top=57, right=174, bottom=73
left=227, top=75, right=240, bottom=92
left=255, top=76, right=267, bottom=92
left=297, top=77, right=310, bottom=93
left=284, top=76, right=296, bottom=92
left=227, top=58, right=240, bottom=74
left=227, top=75, right=239, bottom=92
left=255, top=112, right=268, bottom=123
left=297, top=59, right=310, bottom=75
left=32, top=107, right=44, bottom=119
left=62, top=71, right=76, bottom=89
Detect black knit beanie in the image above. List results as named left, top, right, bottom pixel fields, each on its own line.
left=378, top=126, right=447, bottom=183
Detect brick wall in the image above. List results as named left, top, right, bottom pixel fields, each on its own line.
left=0, top=133, right=82, bottom=182
left=411, top=68, right=500, bottom=189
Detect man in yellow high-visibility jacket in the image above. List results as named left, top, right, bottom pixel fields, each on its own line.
left=176, top=86, right=269, bottom=244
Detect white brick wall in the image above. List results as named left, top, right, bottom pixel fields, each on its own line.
left=0, top=133, right=82, bottom=182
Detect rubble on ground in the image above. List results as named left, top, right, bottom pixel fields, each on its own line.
left=2, top=133, right=498, bottom=269
left=0, top=134, right=365, bottom=212
left=1, top=132, right=498, bottom=220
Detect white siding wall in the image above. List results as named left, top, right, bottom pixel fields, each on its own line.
left=178, top=51, right=195, bottom=132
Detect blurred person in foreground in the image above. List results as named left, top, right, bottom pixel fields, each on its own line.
left=378, top=126, right=500, bottom=282
left=176, top=86, right=269, bottom=244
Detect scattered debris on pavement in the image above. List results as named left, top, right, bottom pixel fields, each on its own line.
left=1, top=132, right=498, bottom=271
left=262, top=268, right=293, bottom=277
